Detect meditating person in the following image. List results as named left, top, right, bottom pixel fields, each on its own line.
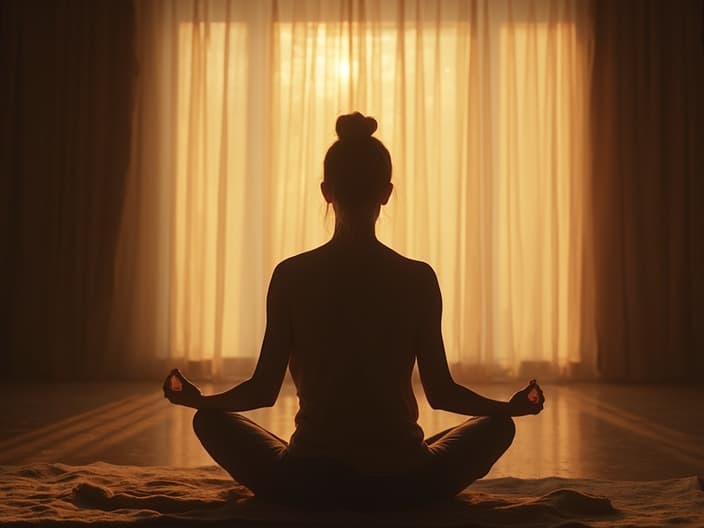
left=163, top=112, right=545, bottom=509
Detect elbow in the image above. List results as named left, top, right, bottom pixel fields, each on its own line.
left=426, top=390, right=451, bottom=411
left=425, top=382, right=459, bottom=411
left=258, top=388, right=279, bottom=408
left=246, top=377, right=279, bottom=408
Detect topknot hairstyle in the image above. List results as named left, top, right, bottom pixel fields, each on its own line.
left=323, top=112, right=392, bottom=209
left=335, top=112, right=378, bottom=140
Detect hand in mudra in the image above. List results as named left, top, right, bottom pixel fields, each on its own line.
left=509, top=379, right=545, bottom=416
left=162, top=368, right=202, bottom=408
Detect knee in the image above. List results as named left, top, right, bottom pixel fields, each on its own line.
left=488, top=415, right=516, bottom=448
left=192, top=408, right=227, bottom=438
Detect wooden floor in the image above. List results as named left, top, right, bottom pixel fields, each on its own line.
left=1, top=380, right=702, bottom=480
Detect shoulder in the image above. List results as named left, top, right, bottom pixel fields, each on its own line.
left=413, top=260, right=440, bottom=293
left=379, top=245, right=438, bottom=282
left=270, top=244, right=328, bottom=278
left=412, top=259, right=437, bottom=281
left=378, top=250, right=442, bottom=312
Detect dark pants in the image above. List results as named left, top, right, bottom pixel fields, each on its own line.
left=193, top=410, right=515, bottom=509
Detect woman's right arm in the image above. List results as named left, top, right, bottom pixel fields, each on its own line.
left=198, top=262, right=292, bottom=411
left=415, top=263, right=542, bottom=417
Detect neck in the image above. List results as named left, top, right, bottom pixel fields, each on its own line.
left=331, top=220, right=378, bottom=245
left=330, top=204, right=381, bottom=246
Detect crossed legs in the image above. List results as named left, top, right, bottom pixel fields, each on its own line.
left=423, top=415, right=516, bottom=498
left=192, top=409, right=288, bottom=498
left=193, top=410, right=515, bottom=505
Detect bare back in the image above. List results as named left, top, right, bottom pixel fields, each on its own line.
left=274, top=240, right=434, bottom=475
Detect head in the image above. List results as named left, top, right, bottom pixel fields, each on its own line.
left=321, top=112, right=393, bottom=228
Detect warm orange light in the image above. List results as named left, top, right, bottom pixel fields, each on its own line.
left=173, top=20, right=588, bottom=375
left=338, top=59, right=351, bottom=81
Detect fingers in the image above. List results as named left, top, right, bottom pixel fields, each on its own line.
left=532, top=397, right=544, bottom=414
left=525, top=379, right=546, bottom=413
left=523, top=379, right=537, bottom=393
left=170, top=374, right=183, bottom=392
left=529, top=379, right=546, bottom=405
left=163, top=368, right=182, bottom=399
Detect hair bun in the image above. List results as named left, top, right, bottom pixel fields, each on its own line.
left=335, top=112, right=377, bottom=140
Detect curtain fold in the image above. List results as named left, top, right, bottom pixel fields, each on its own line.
left=590, top=0, right=704, bottom=381
left=114, top=0, right=595, bottom=380
left=4, top=1, right=700, bottom=383
left=1, top=1, right=136, bottom=380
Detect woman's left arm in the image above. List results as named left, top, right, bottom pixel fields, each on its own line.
left=165, top=263, right=292, bottom=411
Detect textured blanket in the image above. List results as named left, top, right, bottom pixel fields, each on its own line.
left=1, top=463, right=702, bottom=527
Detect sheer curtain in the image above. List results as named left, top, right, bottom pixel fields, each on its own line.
left=112, top=0, right=595, bottom=380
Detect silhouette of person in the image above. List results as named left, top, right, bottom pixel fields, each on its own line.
left=163, top=112, right=545, bottom=509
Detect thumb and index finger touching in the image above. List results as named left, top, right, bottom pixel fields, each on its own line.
left=163, top=368, right=184, bottom=397
left=527, top=379, right=546, bottom=406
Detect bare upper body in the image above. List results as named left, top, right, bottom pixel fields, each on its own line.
left=280, top=239, right=433, bottom=474
left=164, top=234, right=542, bottom=475
left=163, top=112, right=544, bottom=477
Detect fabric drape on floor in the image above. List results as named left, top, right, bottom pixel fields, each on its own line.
left=114, top=0, right=595, bottom=380
left=0, top=1, right=136, bottom=379
left=590, top=0, right=704, bottom=381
